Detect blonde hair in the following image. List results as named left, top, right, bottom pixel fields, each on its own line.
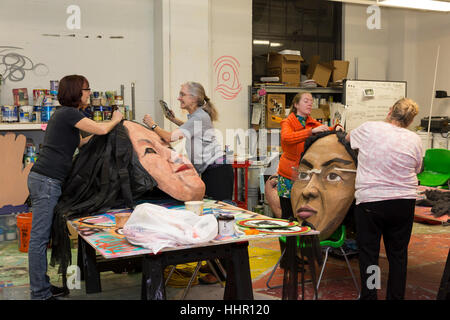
left=183, top=81, right=218, bottom=122
left=388, top=98, right=419, bottom=127
left=290, top=92, right=312, bottom=114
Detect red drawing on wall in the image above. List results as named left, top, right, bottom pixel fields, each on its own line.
left=214, top=55, right=242, bottom=100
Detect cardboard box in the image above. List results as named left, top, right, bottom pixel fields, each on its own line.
left=331, top=60, right=349, bottom=82
left=310, top=108, right=327, bottom=121
left=306, top=55, right=333, bottom=88
left=266, top=94, right=286, bottom=129
left=267, top=52, right=304, bottom=85
left=319, top=104, right=330, bottom=119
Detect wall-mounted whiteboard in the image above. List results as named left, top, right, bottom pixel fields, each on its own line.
left=343, top=79, right=407, bottom=131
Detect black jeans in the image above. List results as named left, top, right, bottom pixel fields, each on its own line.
left=201, top=164, right=234, bottom=201
left=355, top=199, right=415, bottom=300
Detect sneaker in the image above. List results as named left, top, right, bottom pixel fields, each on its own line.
left=50, top=285, right=70, bottom=297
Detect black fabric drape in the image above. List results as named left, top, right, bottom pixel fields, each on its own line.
left=49, top=121, right=158, bottom=275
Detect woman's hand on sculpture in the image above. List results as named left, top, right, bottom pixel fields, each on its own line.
left=312, top=125, right=329, bottom=134
left=143, top=114, right=156, bottom=128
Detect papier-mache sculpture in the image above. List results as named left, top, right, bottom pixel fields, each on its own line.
left=266, top=131, right=357, bottom=241
left=50, top=120, right=205, bottom=274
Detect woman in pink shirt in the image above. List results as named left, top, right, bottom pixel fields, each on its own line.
left=346, top=98, right=423, bottom=300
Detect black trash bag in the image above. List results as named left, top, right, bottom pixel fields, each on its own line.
left=49, top=121, right=158, bottom=275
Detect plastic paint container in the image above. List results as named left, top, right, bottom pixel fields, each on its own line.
left=19, top=106, right=33, bottom=123
left=1, top=105, right=18, bottom=122
left=32, top=106, right=41, bottom=123
left=217, top=214, right=235, bottom=236
left=50, top=80, right=59, bottom=95
left=41, top=106, right=55, bottom=122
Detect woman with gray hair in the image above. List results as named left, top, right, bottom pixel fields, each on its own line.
left=143, top=81, right=233, bottom=201
left=346, top=98, right=423, bottom=300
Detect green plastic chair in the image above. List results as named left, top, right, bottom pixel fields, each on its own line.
left=417, top=149, right=450, bottom=187
left=266, top=225, right=360, bottom=298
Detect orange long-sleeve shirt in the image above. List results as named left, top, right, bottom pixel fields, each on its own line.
left=277, top=112, right=333, bottom=180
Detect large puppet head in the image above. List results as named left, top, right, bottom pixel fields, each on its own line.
left=51, top=120, right=205, bottom=274
left=123, top=120, right=205, bottom=201
left=290, top=131, right=357, bottom=240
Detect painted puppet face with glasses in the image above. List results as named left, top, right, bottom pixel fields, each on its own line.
left=290, top=132, right=357, bottom=240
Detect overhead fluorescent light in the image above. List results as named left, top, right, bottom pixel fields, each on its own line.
left=253, top=40, right=270, bottom=45
left=328, top=0, right=450, bottom=12
left=270, top=42, right=283, bottom=47
left=380, top=0, right=450, bottom=12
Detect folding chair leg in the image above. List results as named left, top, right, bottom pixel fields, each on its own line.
left=214, top=258, right=227, bottom=279
left=266, top=249, right=285, bottom=289
left=207, top=260, right=225, bottom=288
left=181, top=261, right=202, bottom=300
left=339, top=247, right=360, bottom=298
left=316, top=247, right=331, bottom=293
left=165, top=265, right=176, bottom=287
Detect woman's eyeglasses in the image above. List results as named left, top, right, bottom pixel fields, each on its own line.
left=82, top=88, right=91, bottom=91
left=178, top=92, right=192, bottom=97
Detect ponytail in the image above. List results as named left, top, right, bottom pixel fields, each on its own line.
left=202, top=96, right=218, bottom=122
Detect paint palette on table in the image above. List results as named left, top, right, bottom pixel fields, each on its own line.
left=258, top=226, right=311, bottom=235
left=237, top=218, right=298, bottom=229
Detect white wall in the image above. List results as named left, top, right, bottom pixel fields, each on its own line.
left=153, top=0, right=252, bottom=152
left=343, top=4, right=450, bottom=128
left=0, top=0, right=154, bottom=122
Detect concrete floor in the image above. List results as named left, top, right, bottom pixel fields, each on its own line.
left=0, top=222, right=448, bottom=300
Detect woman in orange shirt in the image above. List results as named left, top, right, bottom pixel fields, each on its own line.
left=277, top=92, right=342, bottom=221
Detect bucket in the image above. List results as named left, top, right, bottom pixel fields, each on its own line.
left=16, top=212, right=32, bottom=253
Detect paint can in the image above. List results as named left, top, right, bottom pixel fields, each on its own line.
left=93, top=107, right=103, bottom=121
left=217, top=214, right=235, bottom=236
left=41, top=106, right=55, bottom=122
left=103, top=107, right=112, bottom=121
left=1, top=105, right=18, bottom=122
left=24, top=155, right=37, bottom=166
left=42, top=95, right=53, bottom=106
left=32, top=106, right=41, bottom=123
left=50, top=80, right=59, bottom=95
left=33, top=89, right=46, bottom=105
left=19, top=106, right=33, bottom=123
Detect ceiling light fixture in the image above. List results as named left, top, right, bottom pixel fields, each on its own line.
left=269, top=42, right=283, bottom=47
left=328, top=0, right=450, bottom=12
left=253, top=40, right=270, bottom=45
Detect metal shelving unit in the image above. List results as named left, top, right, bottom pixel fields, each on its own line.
left=249, top=84, right=344, bottom=157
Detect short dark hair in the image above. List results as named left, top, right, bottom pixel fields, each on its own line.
left=57, top=75, right=89, bottom=108
left=301, top=130, right=358, bottom=166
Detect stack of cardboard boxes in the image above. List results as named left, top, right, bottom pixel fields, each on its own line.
left=263, top=52, right=349, bottom=128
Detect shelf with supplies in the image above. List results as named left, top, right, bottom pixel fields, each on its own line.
left=0, top=123, right=46, bottom=131
left=248, top=85, right=343, bottom=156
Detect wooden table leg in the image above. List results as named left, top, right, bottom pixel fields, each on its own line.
left=77, top=235, right=84, bottom=281
left=282, top=236, right=298, bottom=300
left=224, top=242, right=254, bottom=300
left=80, top=237, right=102, bottom=294
left=141, top=255, right=166, bottom=300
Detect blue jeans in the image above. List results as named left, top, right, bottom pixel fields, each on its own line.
left=27, top=171, right=62, bottom=300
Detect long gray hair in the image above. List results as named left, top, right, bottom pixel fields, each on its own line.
left=183, top=81, right=218, bottom=122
